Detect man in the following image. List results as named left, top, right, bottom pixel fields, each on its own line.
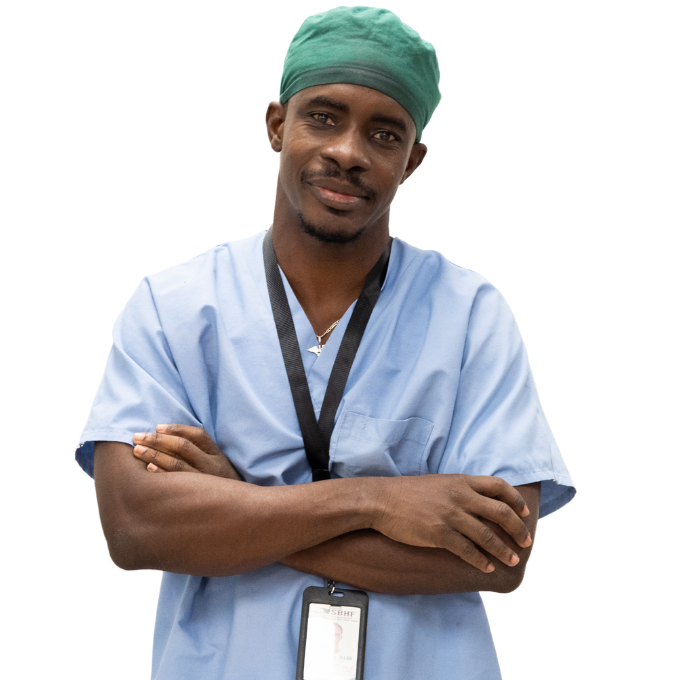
left=77, top=7, right=574, bottom=679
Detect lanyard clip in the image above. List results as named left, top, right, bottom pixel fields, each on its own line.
left=327, top=579, right=336, bottom=595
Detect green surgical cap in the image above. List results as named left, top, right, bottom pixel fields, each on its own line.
left=280, top=6, right=441, bottom=143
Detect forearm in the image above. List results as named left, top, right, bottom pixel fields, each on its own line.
left=101, top=429, right=538, bottom=583
left=282, top=483, right=540, bottom=595
left=137, top=474, right=380, bottom=576
left=282, top=529, right=523, bottom=595
left=94, top=441, right=379, bottom=577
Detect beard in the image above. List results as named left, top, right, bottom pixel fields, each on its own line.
left=297, top=211, right=367, bottom=244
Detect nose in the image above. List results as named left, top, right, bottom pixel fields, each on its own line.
left=321, top=125, right=371, bottom=173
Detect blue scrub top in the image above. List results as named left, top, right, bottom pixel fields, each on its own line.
left=77, top=231, right=575, bottom=680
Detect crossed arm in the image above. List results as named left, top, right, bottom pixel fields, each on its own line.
left=94, top=426, right=540, bottom=595
left=279, top=523, right=538, bottom=595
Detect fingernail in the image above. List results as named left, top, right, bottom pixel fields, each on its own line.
left=524, top=536, right=533, bottom=547
left=133, top=433, right=145, bottom=443
left=134, top=445, right=147, bottom=455
left=486, top=563, right=495, bottom=573
left=522, top=505, right=530, bottom=517
left=156, top=424, right=168, bottom=432
left=509, top=554, right=519, bottom=566
left=147, top=463, right=158, bottom=472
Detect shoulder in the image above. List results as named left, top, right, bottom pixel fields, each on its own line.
left=117, top=231, right=264, bottom=326
left=392, top=238, right=506, bottom=312
left=145, top=231, right=264, bottom=294
left=141, top=231, right=264, bottom=307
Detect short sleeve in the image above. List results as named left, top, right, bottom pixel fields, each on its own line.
left=438, top=283, right=575, bottom=517
left=75, top=278, right=201, bottom=478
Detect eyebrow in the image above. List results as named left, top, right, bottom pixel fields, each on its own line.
left=303, top=95, right=410, bottom=135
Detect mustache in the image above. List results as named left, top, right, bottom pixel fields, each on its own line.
left=301, top=166, right=377, bottom=202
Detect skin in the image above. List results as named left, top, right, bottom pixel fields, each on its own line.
left=265, top=84, right=427, bottom=337
left=120, top=425, right=540, bottom=593
left=94, top=83, right=541, bottom=594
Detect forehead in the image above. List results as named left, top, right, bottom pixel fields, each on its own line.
left=288, top=83, right=415, bottom=137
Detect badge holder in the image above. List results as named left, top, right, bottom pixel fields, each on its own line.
left=296, top=580, right=369, bottom=680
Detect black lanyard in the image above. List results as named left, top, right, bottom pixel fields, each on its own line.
left=263, top=228, right=392, bottom=481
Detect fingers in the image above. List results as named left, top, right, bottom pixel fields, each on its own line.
left=156, top=423, right=201, bottom=439
left=156, top=424, right=221, bottom=455
left=440, top=516, right=523, bottom=569
left=132, top=428, right=242, bottom=481
left=133, top=445, right=193, bottom=472
left=469, top=518, right=522, bottom=566
left=465, top=476, right=532, bottom=549
left=469, top=475, right=530, bottom=518
left=442, top=475, right=532, bottom=562
left=476, top=498, right=531, bottom=550
left=439, top=530, right=495, bottom=573
left=133, top=432, right=206, bottom=467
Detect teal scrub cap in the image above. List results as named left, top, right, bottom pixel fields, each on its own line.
left=280, top=6, right=441, bottom=143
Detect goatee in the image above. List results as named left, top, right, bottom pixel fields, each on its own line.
left=297, top=212, right=366, bottom=244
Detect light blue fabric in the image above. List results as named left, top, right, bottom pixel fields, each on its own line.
left=77, top=231, right=575, bottom=680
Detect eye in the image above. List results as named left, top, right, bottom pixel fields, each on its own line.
left=312, top=113, right=334, bottom=126
left=373, top=130, right=398, bottom=142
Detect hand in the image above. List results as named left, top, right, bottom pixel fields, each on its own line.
left=132, top=424, right=242, bottom=481
left=372, top=474, right=533, bottom=573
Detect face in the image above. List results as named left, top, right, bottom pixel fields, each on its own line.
left=267, top=83, right=427, bottom=244
left=334, top=623, right=343, bottom=654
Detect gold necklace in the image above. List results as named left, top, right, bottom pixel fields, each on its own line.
left=308, top=319, right=342, bottom=356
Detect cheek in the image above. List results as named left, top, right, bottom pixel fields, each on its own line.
left=390, top=170, right=403, bottom=199
left=280, top=137, right=317, bottom=179
left=390, top=164, right=405, bottom=191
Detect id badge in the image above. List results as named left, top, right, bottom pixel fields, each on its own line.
left=296, top=582, right=369, bottom=680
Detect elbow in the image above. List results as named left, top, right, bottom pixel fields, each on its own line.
left=99, top=493, right=153, bottom=571
left=104, top=522, right=147, bottom=571
left=493, top=565, right=527, bottom=594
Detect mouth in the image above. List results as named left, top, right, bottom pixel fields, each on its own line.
left=307, top=180, right=367, bottom=210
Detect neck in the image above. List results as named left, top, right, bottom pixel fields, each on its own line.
left=271, top=185, right=390, bottom=334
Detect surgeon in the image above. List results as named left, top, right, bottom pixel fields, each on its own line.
left=78, top=7, right=575, bottom=679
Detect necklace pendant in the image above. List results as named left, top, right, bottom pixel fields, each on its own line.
left=308, top=344, right=322, bottom=356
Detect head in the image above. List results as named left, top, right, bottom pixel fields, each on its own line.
left=267, top=7, right=440, bottom=245
left=334, top=622, right=343, bottom=654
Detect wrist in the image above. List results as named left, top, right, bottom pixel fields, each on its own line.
left=352, top=476, right=392, bottom=530
left=319, top=476, right=386, bottom=532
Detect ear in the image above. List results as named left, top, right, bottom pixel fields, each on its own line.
left=400, top=143, right=428, bottom=184
left=266, top=102, right=286, bottom=153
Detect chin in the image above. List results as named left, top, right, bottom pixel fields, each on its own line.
left=297, top=211, right=367, bottom=244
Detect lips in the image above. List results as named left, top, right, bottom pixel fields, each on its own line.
left=307, top=180, right=367, bottom=209
left=310, top=179, right=366, bottom=199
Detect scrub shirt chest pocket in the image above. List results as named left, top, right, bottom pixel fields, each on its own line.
left=330, top=411, right=434, bottom=478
